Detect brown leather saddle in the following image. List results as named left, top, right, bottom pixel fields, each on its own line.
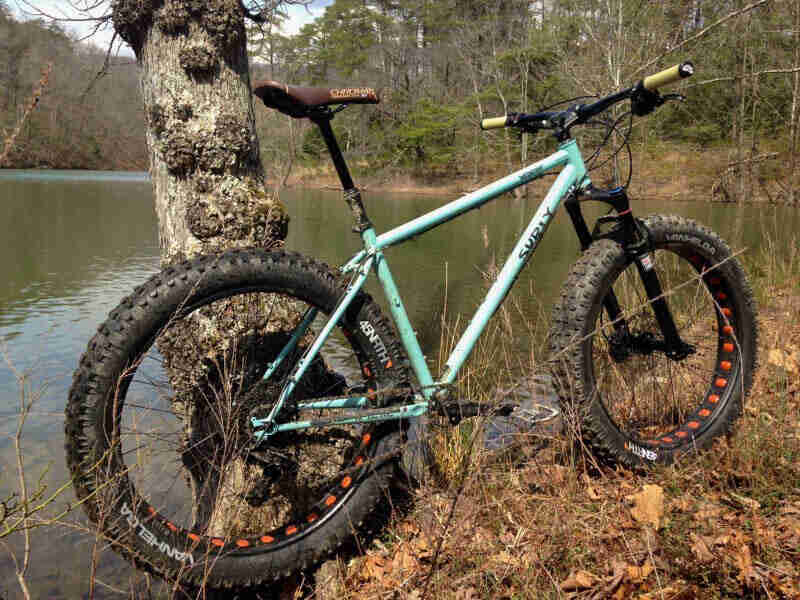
left=252, top=80, right=379, bottom=118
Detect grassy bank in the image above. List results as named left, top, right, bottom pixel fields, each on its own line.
left=318, top=229, right=800, bottom=599
left=277, top=141, right=797, bottom=206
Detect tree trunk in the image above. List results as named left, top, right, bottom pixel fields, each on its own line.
left=111, top=0, right=291, bottom=541
left=113, top=0, right=288, bottom=265
left=789, top=0, right=800, bottom=205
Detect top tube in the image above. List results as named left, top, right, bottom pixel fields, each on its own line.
left=375, top=146, right=576, bottom=251
left=342, top=139, right=588, bottom=277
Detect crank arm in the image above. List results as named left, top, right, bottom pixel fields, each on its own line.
left=437, top=401, right=515, bottom=425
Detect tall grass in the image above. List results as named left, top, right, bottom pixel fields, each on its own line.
left=331, top=223, right=800, bottom=599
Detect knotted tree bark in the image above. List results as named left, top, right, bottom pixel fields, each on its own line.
left=111, top=0, right=297, bottom=542
left=112, top=0, right=288, bottom=260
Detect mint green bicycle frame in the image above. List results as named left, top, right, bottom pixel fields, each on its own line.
left=251, top=138, right=588, bottom=441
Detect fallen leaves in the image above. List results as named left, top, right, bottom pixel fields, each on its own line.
left=560, top=561, right=659, bottom=598
left=693, top=500, right=724, bottom=521
left=626, top=561, right=655, bottom=583
left=734, top=544, right=758, bottom=588
left=342, top=316, right=800, bottom=598
left=768, top=347, right=799, bottom=373
left=627, top=484, right=664, bottom=529
left=560, top=569, right=599, bottom=591
left=728, top=491, right=760, bottom=510
left=689, top=533, right=715, bottom=563
left=352, top=522, right=435, bottom=590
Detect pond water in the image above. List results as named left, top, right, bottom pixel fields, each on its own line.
left=0, top=169, right=797, bottom=597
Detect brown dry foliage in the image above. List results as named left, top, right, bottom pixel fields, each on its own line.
left=319, top=270, right=800, bottom=599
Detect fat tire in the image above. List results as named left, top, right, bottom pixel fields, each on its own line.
left=65, top=249, right=408, bottom=589
left=549, top=215, right=758, bottom=467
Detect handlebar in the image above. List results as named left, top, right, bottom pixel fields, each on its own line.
left=480, top=116, right=510, bottom=130
left=643, top=61, right=694, bottom=91
left=480, top=111, right=556, bottom=131
left=480, top=61, right=694, bottom=132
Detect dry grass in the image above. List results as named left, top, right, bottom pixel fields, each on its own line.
left=323, top=229, right=800, bottom=600
left=276, top=141, right=796, bottom=206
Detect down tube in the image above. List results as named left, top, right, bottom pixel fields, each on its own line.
left=441, top=165, right=578, bottom=384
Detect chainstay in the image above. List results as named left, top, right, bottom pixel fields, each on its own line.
left=250, top=386, right=420, bottom=433
left=296, top=386, right=417, bottom=410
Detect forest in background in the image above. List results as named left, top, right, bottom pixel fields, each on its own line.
left=0, top=2, right=146, bottom=170
left=1, top=0, right=799, bottom=203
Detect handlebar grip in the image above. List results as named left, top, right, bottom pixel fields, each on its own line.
left=481, top=116, right=509, bottom=130
left=642, top=61, right=694, bottom=91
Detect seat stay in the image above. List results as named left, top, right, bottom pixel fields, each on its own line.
left=254, top=254, right=375, bottom=440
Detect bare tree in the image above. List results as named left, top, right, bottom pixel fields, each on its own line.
left=789, top=0, right=800, bottom=205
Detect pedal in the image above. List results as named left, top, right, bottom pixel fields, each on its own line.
left=511, top=403, right=560, bottom=425
left=483, top=374, right=562, bottom=451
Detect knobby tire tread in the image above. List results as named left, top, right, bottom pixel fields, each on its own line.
left=549, top=215, right=758, bottom=468
left=65, top=249, right=408, bottom=590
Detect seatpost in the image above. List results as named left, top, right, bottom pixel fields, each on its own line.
left=312, top=113, right=373, bottom=233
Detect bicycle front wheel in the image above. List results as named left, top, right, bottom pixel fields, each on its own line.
left=550, top=215, right=757, bottom=467
left=66, top=249, right=407, bottom=589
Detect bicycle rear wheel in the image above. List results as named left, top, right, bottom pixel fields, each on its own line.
left=65, top=249, right=407, bottom=589
left=550, top=215, right=757, bottom=467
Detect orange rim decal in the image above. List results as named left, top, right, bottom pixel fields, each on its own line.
left=166, top=521, right=177, bottom=532
left=723, top=342, right=734, bottom=353
left=362, top=433, right=371, bottom=445
left=716, top=292, right=727, bottom=300
left=355, top=456, right=365, bottom=466
left=688, top=421, right=700, bottom=429
left=325, top=495, right=336, bottom=506
left=722, top=325, right=734, bottom=335
left=307, top=513, right=318, bottom=523
left=720, top=360, right=732, bottom=371
left=676, top=431, right=688, bottom=438
left=286, top=525, right=298, bottom=535
left=386, top=360, right=393, bottom=368
left=211, top=538, right=224, bottom=547
left=188, top=533, right=200, bottom=542
left=341, top=476, right=352, bottom=488
left=260, top=535, right=275, bottom=544
left=661, top=437, right=673, bottom=443
left=236, top=539, right=250, bottom=548
left=715, top=378, right=727, bottom=388
left=708, top=394, right=720, bottom=403
left=699, top=409, right=711, bottom=417
left=721, top=307, right=732, bottom=317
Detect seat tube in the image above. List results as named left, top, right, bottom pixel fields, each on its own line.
left=360, top=229, right=436, bottom=398
left=313, top=116, right=373, bottom=233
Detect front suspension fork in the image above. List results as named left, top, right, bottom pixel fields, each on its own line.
left=565, top=187, right=690, bottom=358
